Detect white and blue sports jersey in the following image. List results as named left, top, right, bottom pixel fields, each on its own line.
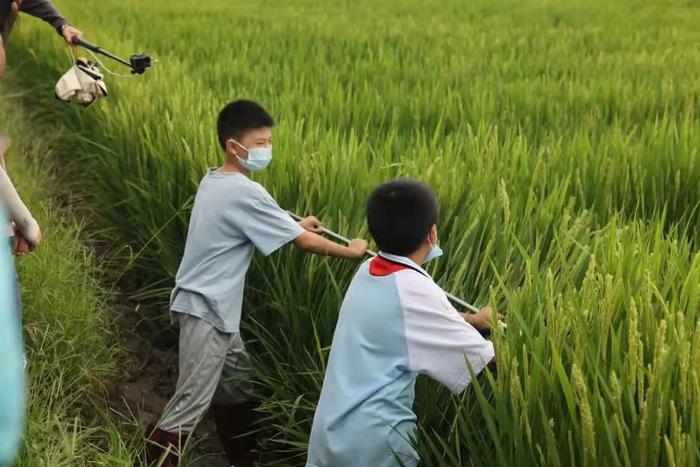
left=307, top=252, right=495, bottom=467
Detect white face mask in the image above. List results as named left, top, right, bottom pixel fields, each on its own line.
left=422, top=231, right=443, bottom=264
left=55, top=59, right=108, bottom=107
left=233, top=140, right=272, bottom=172
left=423, top=241, right=443, bottom=264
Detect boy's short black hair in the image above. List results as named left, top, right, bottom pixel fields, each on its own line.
left=366, top=179, right=439, bottom=256
left=216, top=99, right=275, bottom=150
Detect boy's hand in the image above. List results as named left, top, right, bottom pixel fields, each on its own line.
left=11, top=223, right=31, bottom=256
left=348, top=238, right=368, bottom=258
left=12, top=234, right=30, bottom=256
left=298, top=215, right=324, bottom=234
left=464, top=307, right=504, bottom=331
left=12, top=219, right=42, bottom=253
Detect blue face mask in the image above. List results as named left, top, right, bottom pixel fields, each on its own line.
left=423, top=241, right=443, bottom=264
left=234, top=141, right=272, bottom=172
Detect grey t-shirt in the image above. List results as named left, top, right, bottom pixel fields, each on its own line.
left=170, top=169, right=305, bottom=333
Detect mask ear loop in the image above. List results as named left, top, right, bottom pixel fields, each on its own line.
left=230, top=139, right=249, bottom=158
left=232, top=140, right=248, bottom=151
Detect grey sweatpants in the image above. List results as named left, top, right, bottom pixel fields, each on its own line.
left=158, top=313, right=254, bottom=433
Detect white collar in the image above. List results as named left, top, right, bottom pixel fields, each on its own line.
left=377, top=251, right=431, bottom=278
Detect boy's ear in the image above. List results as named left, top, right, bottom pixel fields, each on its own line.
left=429, top=224, right=438, bottom=244
left=225, top=139, right=237, bottom=156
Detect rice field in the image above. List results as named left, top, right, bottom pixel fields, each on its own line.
left=5, top=0, right=700, bottom=465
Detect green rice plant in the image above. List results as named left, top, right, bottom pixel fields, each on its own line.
left=3, top=0, right=699, bottom=465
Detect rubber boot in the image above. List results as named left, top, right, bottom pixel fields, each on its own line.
left=213, top=402, right=258, bottom=467
left=144, top=423, right=182, bottom=467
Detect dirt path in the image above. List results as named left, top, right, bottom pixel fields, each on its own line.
left=108, top=297, right=231, bottom=466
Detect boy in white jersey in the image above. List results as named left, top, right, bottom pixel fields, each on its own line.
left=307, top=178, right=497, bottom=467
left=145, top=100, right=368, bottom=466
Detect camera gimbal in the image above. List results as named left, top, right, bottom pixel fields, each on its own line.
left=73, top=37, right=154, bottom=75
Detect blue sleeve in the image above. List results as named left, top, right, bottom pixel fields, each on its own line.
left=240, top=190, right=305, bottom=257
left=0, top=210, right=25, bottom=464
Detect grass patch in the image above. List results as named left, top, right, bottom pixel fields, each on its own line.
left=0, top=86, right=136, bottom=466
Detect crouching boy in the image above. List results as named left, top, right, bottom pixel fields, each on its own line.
left=145, top=99, right=368, bottom=467
left=307, top=178, right=497, bottom=467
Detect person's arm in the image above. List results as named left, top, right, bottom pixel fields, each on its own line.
left=0, top=166, right=41, bottom=249
left=0, top=137, right=9, bottom=168
left=18, top=0, right=82, bottom=42
left=293, top=231, right=367, bottom=259
left=395, top=273, right=495, bottom=393
left=1, top=0, right=18, bottom=43
left=241, top=190, right=367, bottom=259
left=460, top=307, right=503, bottom=331
left=296, top=215, right=323, bottom=234
left=0, top=35, right=5, bottom=77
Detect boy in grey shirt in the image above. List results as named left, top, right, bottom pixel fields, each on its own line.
left=145, top=100, right=368, bottom=467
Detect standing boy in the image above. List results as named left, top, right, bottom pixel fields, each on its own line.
left=146, top=100, right=368, bottom=467
left=307, top=178, right=497, bottom=467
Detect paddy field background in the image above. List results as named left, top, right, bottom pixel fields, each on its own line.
left=3, top=0, right=700, bottom=465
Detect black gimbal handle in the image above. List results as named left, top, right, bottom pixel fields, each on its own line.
left=73, top=37, right=131, bottom=67
left=73, top=37, right=153, bottom=74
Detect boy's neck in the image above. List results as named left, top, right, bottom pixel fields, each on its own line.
left=217, top=159, right=247, bottom=175
left=407, top=250, right=428, bottom=266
